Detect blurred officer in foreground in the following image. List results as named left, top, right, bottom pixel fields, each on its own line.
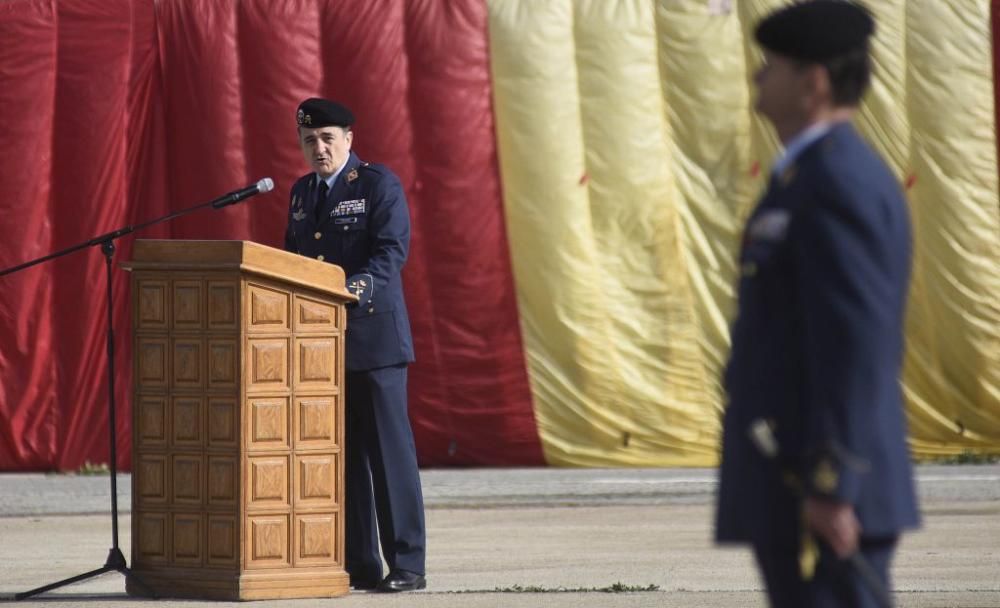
left=285, top=98, right=426, bottom=593
left=715, top=2, right=920, bottom=606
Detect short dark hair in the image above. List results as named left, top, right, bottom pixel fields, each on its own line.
left=297, top=124, right=352, bottom=136
left=820, top=46, right=872, bottom=107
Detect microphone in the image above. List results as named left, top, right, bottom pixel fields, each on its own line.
left=211, top=177, right=275, bottom=208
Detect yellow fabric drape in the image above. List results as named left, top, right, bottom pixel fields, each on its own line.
left=899, top=0, right=1000, bottom=453
left=488, top=0, right=1000, bottom=466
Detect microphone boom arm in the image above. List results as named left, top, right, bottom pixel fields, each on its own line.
left=0, top=178, right=275, bottom=277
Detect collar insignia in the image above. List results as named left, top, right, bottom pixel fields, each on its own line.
left=780, top=164, right=797, bottom=186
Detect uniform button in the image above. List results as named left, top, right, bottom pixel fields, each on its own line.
left=368, top=307, right=374, bottom=314
left=314, top=231, right=322, bottom=240
left=343, top=225, right=349, bottom=231
left=317, top=254, right=325, bottom=262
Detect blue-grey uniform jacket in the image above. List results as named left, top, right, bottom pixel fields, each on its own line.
left=284, top=151, right=415, bottom=372
left=716, top=122, right=921, bottom=547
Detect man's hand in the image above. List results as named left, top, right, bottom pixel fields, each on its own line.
left=804, top=496, right=860, bottom=558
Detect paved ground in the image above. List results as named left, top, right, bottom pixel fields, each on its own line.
left=1, top=465, right=998, bottom=607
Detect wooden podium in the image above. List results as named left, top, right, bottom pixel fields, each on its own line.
left=123, top=240, right=356, bottom=600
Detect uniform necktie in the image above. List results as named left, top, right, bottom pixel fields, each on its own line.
left=316, top=180, right=329, bottom=221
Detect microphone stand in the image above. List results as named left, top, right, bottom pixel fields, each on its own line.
left=0, top=182, right=271, bottom=600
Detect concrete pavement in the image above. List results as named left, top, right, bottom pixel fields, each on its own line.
left=1, top=465, right=998, bottom=607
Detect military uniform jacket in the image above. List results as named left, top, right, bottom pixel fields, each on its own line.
left=716, top=123, right=920, bottom=547
left=284, top=151, right=415, bottom=372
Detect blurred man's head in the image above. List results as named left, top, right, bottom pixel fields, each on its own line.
left=753, top=1, right=874, bottom=140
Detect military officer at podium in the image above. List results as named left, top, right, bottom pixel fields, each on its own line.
left=284, top=98, right=426, bottom=593
left=715, top=2, right=920, bottom=607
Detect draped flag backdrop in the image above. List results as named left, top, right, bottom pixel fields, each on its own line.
left=0, top=0, right=998, bottom=471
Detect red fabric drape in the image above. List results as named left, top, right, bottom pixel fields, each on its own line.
left=49, top=0, right=134, bottom=470
left=0, top=0, right=60, bottom=470
left=0, top=0, right=542, bottom=471
left=402, top=0, right=541, bottom=465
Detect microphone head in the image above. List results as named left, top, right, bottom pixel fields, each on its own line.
left=257, top=177, right=275, bottom=193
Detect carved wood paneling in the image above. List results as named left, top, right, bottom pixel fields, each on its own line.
left=207, top=398, right=237, bottom=448
left=247, top=515, right=290, bottom=568
left=173, top=513, right=202, bottom=564
left=296, top=454, right=338, bottom=508
left=137, top=338, right=168, bottom=389
left=295, top=398, right=336, bottom=449
left=294, top=514, right=337, bottom=566
left=248, top=398, right=289, bottom=450
left=248, top=339, right=288, bottom=390
left=248, top=284, right=289, bottom=331
left=137, top=513, right=168, bottom=562
left=137, top=396, right=167, bottom=447
left=172, top=338, right=203, bottom=388
left=208, top=339, right=237, bottom=389
left=173, top=280, right=203, bottom=330
left=137, top=455, right=167, bottom=504
left=248, top=456, right=289, bottom=508
left=207, top=515, right=237, bottom=566
left=295, top=338, right=337, bottom=388
left=172, top=397, right=202, bottom=447
left=137, top=280, right=168, bottom=330
left=294, top=296, right=336, bottom=332
left=172, top=455, right=202, bottom=505
left=207, top=281, right=238, bottom=330
left=129, top=248, right=350, bottom=597
left=207, top=456, right=237, bottom=505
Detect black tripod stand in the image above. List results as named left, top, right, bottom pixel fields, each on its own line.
left=0, top=177, right=273, bottom=600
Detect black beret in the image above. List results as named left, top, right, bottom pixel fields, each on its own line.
left=296, top=98, right=355, bottom=128
left=755, top=1, right=874, bottom=63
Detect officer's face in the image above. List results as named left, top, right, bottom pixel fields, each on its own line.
left=754, top=51, right=813, bottom=141
left=299, top=126, right=353, bottom=178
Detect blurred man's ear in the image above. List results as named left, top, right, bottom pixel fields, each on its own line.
left=805, top=64, right=833, bottom=105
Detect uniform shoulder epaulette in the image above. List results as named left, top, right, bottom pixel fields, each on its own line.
left=358, top=162, right=386, bottom=175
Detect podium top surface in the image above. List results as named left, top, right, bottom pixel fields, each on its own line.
left=123, top=239, right=355, bottom=301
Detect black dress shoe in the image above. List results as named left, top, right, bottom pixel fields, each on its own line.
left=376, top=569, right=426, bottom=593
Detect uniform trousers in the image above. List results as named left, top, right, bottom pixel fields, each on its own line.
left=344, top=364, right=426, bottom=580
left=753, top=535, right=897, bottom=608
